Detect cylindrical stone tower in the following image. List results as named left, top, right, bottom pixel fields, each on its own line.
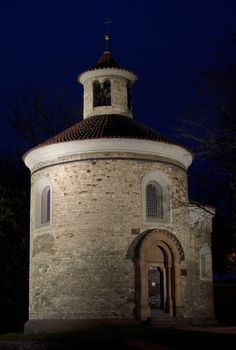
left=79, top=50, right=137, bottom=119
left=23, top=40, right=215, bottom=334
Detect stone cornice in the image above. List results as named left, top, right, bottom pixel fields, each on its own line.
left=23, top=138, right=193, bottom=172
left=78, top=68, right=137, bottom=84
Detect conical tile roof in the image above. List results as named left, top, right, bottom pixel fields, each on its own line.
left=89, top=51, right=122, bottom=70
left=35, top=114, right=178, bottom=148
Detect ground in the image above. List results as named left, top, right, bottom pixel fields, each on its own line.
left=0, top=323, right=236, bottom=349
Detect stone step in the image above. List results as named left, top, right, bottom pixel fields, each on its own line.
left=150, top=319, right=188, bottom=327
left=151, top=311, right=172, bottom=319
left=150, top=310, right=188, bottom=327
left=151, top=315, right=172, bottom=319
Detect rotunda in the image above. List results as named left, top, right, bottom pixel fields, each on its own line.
left=23, top=38, right=215, bottom=334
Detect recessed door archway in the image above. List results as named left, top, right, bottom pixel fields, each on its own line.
left=135, top=229, right=184, bottom=321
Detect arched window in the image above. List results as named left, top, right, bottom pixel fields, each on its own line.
left=93, top=80, right=111, bottom=107
left=41, top=186, right=50, bottom=224
left=199, top=245, right=212, bottom=281
left=35, top=177, right=52, bottom=228
left=93, top=80, right=102, bottom=107
left=146, top=182, right=163, bottom=219
left=103, top=80, right=111, bottom=105
left=142, top=169, right=171, bottom=224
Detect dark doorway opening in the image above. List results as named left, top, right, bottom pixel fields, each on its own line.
left=148, top=266, right=164, bottom=309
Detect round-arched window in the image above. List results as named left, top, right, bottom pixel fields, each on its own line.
left=93, top=80, right=111, bottom=107
left=146, top=182, right=163, bottom=219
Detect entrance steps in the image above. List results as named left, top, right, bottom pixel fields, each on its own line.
left=150, top=310, right=187, bottom=327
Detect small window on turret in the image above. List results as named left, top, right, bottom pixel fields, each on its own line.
left=127, top=83, right=132, bottom=110
left=93, top=80, right=111, bottom=107
left=93, top=80, right=101, bottom=107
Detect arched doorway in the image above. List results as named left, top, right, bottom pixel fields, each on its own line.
left=136, top=229, right=184, bottom=321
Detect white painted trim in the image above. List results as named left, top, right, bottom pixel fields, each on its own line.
left=24, top=138, right=193, bottom=171
left=79, top=68, right=137, bottom=85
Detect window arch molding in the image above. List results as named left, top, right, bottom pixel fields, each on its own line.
left=35, top=176, right=53, bottom=229
left=142, top=169, right=171, bottom=224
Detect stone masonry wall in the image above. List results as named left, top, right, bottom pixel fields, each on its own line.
left=189, top=223, right=215, bottom=320
left=29, top=151, right=210, bottom=321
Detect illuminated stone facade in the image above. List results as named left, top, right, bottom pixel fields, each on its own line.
left=23, top=49, right=215, bottom=334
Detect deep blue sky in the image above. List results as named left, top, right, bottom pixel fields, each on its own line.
left=1, top=0, right=236, bottom=150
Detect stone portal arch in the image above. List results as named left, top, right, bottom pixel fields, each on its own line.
left=135, top=229, right=184, bottom=321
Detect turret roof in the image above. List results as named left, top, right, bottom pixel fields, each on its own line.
left=23, top=49, right=192, bottom=158
left=89, top=50, right=122, bottom=70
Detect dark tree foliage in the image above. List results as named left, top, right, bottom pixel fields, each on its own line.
left=0, top=154, right=29, bottom=332
left=0, top=86, right=82, bottom=332
left=0, top=86, right=83, bottom=152
left=179, top=30, right=236, bottom=275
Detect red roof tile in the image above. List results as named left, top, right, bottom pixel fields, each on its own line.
left=90, top=51, right=122, bottom=70
left=32, top=114, right=179, bottom=149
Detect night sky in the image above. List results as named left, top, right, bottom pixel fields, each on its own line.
left=1, top=0, right=236, bottom=151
